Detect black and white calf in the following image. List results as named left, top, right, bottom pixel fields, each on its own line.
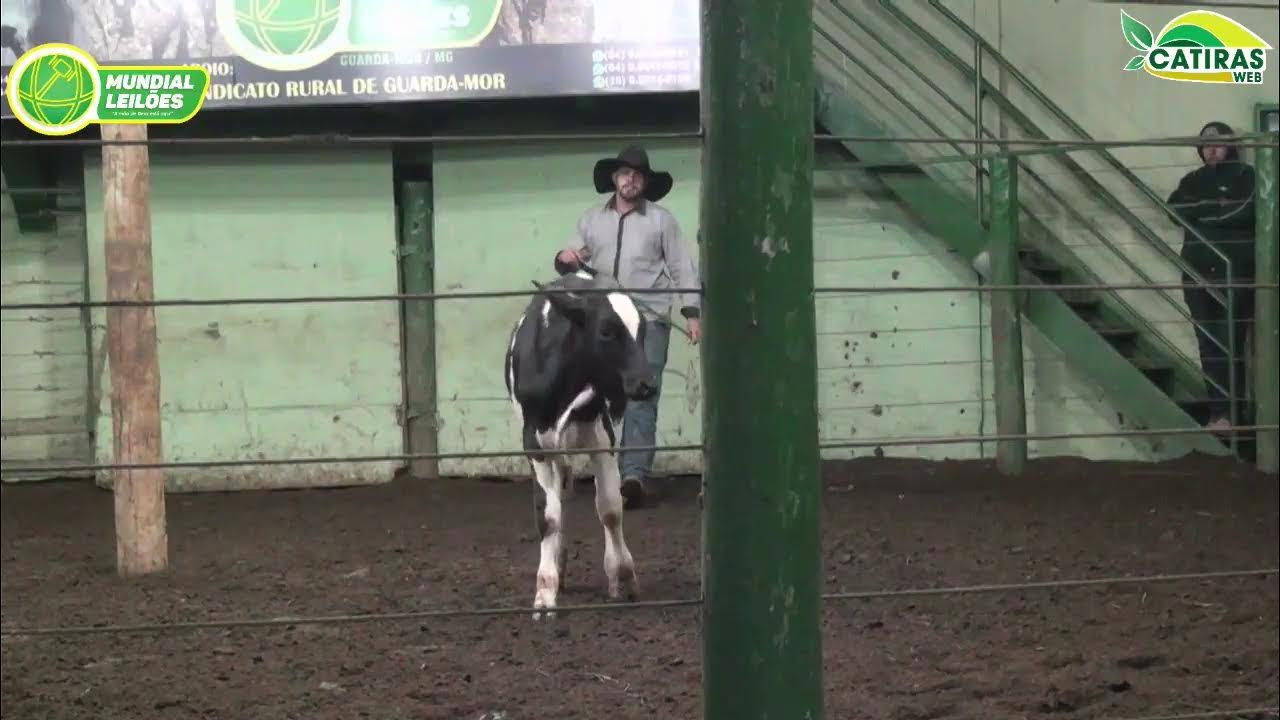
left=503, top=270, right=655, bottom=616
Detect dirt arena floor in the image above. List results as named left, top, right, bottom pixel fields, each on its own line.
left=2, top=454, right=1277, bottom=720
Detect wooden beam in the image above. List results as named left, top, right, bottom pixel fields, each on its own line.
left=101, top=123, right=168, bottom=575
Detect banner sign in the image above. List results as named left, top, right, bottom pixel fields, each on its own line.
left=1, top=0, right=701, bottom=117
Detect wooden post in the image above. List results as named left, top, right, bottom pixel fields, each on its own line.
left=102, top=123, right=168, bottom=575
left=399, top=180, right=438, bottom=479
left=988, top=152, right=1028, bottom=475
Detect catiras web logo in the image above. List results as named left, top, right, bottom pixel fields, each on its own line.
left=1121, top=9, right=1271, bottom=84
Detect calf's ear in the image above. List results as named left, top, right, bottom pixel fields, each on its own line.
left=531, top=280, right=589, bottom=327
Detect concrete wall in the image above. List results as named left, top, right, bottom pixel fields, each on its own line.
left=813, top=164, right=1168, bottom=464
left=814, top=0, right=1279, bottom=364
left=0, top=181, right=94, bottom=481
left=431, top=139, right=1163, bottom=480
left=82, top=146, right=404, bottom=492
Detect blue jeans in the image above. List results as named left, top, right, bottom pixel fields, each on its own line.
left=620, top=319, right=671, bottom=480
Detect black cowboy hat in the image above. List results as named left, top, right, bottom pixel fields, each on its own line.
left=592, top=145, right=674, bottom=202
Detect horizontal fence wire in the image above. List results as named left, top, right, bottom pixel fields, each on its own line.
left=0, top=158, right=1234, bottom=197
left=0, top=286, right=703, bottom=311
left=817, top=319, right=1260, bottom=337
left=0, top=130, right=706, bottom=149
left=2, top=282, right=1276, bottom=312
left=812, top=133, right=1280, bottom=150
left=1, top=131, right=1275, bottom=150
left=1, top=568, right=1272, bottom=639
left=0, top=165, right=1262, bottom=220
left=0, top=133, right=1274, bottom=165
left=815, top=282, right=1278, bottom=293
left=1108, top=709, right=1279, bottom=720
left=4, top=425, right=1274, bottom=477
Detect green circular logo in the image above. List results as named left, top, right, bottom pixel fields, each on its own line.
left=17, top=53, right=96, bottom=127
left=233, top=0, right=344, bottom=58
left=6, top=44, right=101, bottom=136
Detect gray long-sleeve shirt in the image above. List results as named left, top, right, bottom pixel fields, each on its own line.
left=554, top=196, right=701, bottom=322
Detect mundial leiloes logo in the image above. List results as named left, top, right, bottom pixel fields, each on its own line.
left=7, top=43, right=210, bottom=136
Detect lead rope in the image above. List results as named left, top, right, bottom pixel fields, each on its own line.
left=572, top=262, right=696, bottom=341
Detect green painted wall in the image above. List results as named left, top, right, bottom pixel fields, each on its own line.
left=8, top=1, right=1265, bottom=489
left=432, top=140, right=1168, bottom=480
left=432, top=140, right=704, bottom=478
left=6, top=134, right=1178, bottom=489
left=0, top=183, right=94, bottom=481
left=81, top=146, right=404, bottom=492
left=811, top=168, right=1174, bottom=464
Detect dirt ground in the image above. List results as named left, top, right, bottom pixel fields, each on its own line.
left=2, top=454, right=1277, bottom=720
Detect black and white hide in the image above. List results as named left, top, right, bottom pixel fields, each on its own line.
left=503, top=270, right=655, bottom=617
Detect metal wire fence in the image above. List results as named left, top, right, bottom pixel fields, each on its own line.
left=1, top=126, right=1277, bottom=718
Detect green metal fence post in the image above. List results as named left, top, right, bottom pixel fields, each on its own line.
left=399, top=180, right=438, bottom=479
left=701, top=0, right=823, bottom=717
left=988, top=152, right=1028, bottom=475
left=1255, top=143, right=1278, bottom=474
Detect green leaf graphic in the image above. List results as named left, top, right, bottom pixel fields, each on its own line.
left=1120, top=10, right=1153, bottom=51
left=1157, top=24, right=1223, bottom=48
left=1125, top=55, right=1146, bottom=71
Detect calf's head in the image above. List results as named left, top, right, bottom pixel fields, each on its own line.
left=534, top=281, right=657, bottom=401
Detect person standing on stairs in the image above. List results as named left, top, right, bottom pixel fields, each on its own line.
left=1166, top=120, right=1257, bottom=435
left=553, top=145, right=702, bottom=509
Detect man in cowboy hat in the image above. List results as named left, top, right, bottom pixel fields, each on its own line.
left=554, top=145, right=701, bottom=509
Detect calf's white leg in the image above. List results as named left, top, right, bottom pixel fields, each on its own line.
left=591, top=420, right=638, bottom=601
left=531, top=457, right=564, bottom=617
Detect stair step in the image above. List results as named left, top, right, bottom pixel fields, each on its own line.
left=1094, top=325, right=1138, bottom=338
left=1023, top=263, right=1064, bottom=282
left=1137, top=365, right=1175, bottom=389
left=1092, top=325, right=1140, bottom=355
left=1064, top=295, right=1103, bottom=315
left=1015, top=249, right=1063, bottom=280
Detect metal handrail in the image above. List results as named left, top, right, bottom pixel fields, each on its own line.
left=816, top=4, right=1231, bottom=396
left=819, top=4, right=1228, bottom=392
left=916, top=0, right=1242, bottom=442
left=869, top=0, right=1243, bottom=433
left=877, top=0, right=1234, bottom=309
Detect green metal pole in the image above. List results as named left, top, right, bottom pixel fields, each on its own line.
left=701, top=0, right=822, bottom=717
left=1255, top=143, right=1278, bottom=474
left=400, top=181, right=438, bottom=479
left=988, top=153, right=1028, bottom=475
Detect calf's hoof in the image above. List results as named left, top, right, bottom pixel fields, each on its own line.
left=533, top=572, right=559, bottom=620
left=609, top=564, right=640, bottom=602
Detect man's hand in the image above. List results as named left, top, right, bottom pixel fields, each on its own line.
left=686, top=318, right=701, bottom=344
left=557, top=247, right=591, bottom=268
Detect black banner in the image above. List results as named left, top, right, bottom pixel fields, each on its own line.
left=1, top=0, right=701, bottom=116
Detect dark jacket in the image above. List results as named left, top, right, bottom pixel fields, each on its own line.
left=1167, top=121, right=1257, bottom=279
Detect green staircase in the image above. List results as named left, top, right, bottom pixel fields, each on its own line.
left=811, top=1, right=1236, bottom=458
